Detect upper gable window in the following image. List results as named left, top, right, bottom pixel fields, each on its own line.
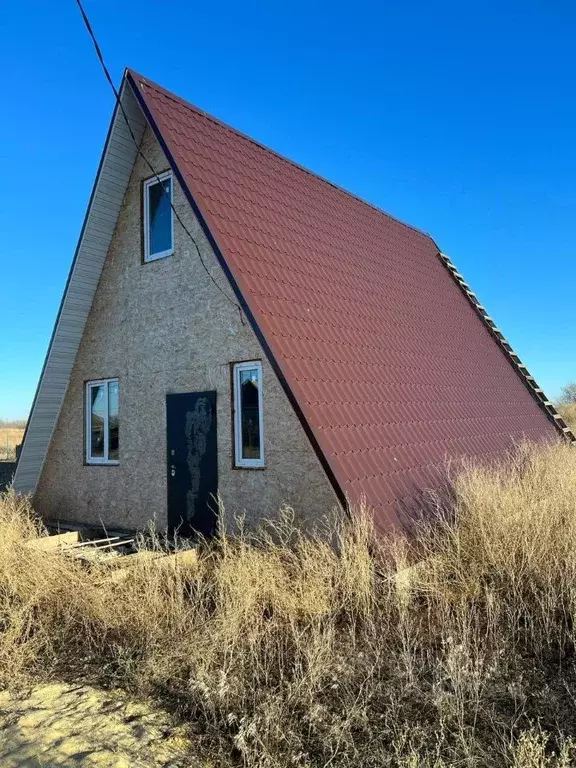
left=143, top=171, right=174, bottom=262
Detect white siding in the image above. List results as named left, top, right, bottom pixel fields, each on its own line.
left=14, top=84, right=146, bottom=493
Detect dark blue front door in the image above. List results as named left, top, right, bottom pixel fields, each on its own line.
left=166, top=391, right=218, bottom=538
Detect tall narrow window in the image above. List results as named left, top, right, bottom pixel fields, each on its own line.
left=86, top=379, right=119, bottom=464
left=233, top=361, right=264, bottom=467
left=143, top=171, right=173, bottom=261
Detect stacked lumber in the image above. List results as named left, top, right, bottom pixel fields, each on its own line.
left=24, top=528, right=197, bottom=578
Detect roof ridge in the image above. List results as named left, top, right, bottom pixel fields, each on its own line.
left=127, top=69, right=437, bottom=246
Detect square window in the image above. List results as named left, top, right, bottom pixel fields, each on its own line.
left=86, top=379, right=119, bottom=464
left=233, top=361, right=264, bottom=467
left=143, top=172, right=174, bottom=261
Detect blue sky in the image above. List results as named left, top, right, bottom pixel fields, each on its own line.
left=1, top=0, right=575, bottom=420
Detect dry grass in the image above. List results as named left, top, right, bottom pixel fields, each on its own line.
left=1, top=440, right=576, bottom=766
left=558, top=403, right=576, bottom=431
left=0, top=427, right=24, bottom=461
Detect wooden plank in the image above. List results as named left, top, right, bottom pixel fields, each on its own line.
left=109, top=550, right=165, bottom=568
left=74, top=543, right=135, bottom=563
left=63, top=536, right=121, bottom=550
left=25, top=531, right=80, bottom=551
left=151, top=549, right=198, bottom=570
left=104, top=548, right=198, bottom=584
left=87, top=539, right=135, bottom=551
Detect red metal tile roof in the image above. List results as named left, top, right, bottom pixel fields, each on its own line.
left=129, top=70, right=560, bottom=533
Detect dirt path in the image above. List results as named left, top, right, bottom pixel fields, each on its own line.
left=0, top=682, right=195, bottom=767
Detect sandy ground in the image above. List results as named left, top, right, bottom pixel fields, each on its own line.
left=0, top=682, right=196, bottom=767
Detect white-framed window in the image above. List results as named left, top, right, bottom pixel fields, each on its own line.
left=233, top=361, right=264, bottom=468
left=85, top=379, right=119, bottom=464
left=143, top=171, right=174, bottom=262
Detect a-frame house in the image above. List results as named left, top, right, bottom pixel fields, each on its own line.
left=14, top=70, right=573, bottom=535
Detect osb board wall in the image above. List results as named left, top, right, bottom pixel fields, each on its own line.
left=34, top=127, right=340, bottom=532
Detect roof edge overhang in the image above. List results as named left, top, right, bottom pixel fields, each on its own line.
left=437, top=251, right=575, bottom=445
left=14, top=78, right=147, bottom=493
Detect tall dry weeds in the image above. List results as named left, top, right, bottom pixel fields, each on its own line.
left=557, top=403, right=576, bottom=432
left=1, top=440, right=576, bottom=766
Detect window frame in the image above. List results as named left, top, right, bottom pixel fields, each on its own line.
left=233, top=361, right=265, bottom=468
left=85, top=378, right=119, bottom=465
left=143, top=170, right=174, bottom=262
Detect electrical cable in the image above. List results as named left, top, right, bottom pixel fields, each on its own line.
left=74, top=0, right=245, bottom=324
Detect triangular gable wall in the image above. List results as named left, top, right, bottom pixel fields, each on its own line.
left=14, top=83, right=146, bottom=493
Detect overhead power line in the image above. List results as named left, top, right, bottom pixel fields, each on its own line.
left=74, top=0, right=245, bottom=323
